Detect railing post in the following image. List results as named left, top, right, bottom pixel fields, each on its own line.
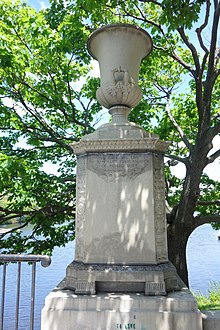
left=0, top=264, right=6, bottom=330
left=0, top=254, right=51, bottom=330
left=15, top=262, right=21, bottom=330
left=30, top=262, right=36, bottom=330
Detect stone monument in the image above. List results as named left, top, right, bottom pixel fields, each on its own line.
left=42, top=24, right=202, bottom=330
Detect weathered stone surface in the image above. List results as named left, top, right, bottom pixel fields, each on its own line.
left=41, top=287, right=203, bottom=330
left=74, top=151, right=168, bottom=267
left=202, top=311, right=220, bottom=330
left=63, top=261, right=179, bottom=295
left=71, top=136, right=170, bottom=154
left=87, top=24, right=152, bottom=109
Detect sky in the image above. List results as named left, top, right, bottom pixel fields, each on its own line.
left=27, top=0, right=49, bottom=11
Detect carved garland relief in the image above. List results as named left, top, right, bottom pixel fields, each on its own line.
left=75, top=156, right=87, bottom=261
left=96, top=67, right=142, bottom=109
left=153, top=154, right=168, bottom=262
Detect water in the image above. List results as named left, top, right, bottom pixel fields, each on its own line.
left=0, top=240, right=75, bottom=330
left=1, top=223, right=220, bottom=329
left=187, top=223, right=220, bottom=295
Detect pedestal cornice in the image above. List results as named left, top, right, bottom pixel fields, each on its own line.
left=71, top=138, right=170, bottom=155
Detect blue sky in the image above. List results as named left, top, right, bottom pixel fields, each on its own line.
left=27, top=0, right=49, bottom=11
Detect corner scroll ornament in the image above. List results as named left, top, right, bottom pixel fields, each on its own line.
left=96, top=67, right=142, bottom=109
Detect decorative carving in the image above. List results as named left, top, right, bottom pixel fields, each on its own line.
left=153, top=154, right=168, bottom=263
left=75, top=156, right=87, bottom=261
left=71, top=139, right=170, bottom=155
left=75, top=281, right=96, bottom=295
left=64, top=261, right=179, bottom=294
left=88, top=24, right=152, bottom=110
left=87, top=153, right=149, bottom=182
left=145, top=281, right=166, bottom=295
left=106, top=67, right=135, bottom=97
left=96, top=67, right=143, bottom=109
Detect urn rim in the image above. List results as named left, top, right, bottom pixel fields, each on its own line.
left=87, top=23, right=153, bottom=60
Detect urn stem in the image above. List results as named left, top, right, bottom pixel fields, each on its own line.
left=109, top=105, right=131, bottom=124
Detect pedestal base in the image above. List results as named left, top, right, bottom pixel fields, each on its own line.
left=41, top=287, right=202, bottom=330
left=62, top=261, right=179, bottom=295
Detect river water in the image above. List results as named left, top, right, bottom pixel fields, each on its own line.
left=0, top=223, right=220, bottom=329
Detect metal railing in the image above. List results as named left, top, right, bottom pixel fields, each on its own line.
left=0, top=254, right=51, bottom=330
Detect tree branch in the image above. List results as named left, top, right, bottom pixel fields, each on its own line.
left=15, top=73, right=91, bottom=130
left=177, top=27, right=204, bottom=117
left=203, top=1, right=220, bottom=104
left=197, top=200, right=220, bottom=206
left=153, top=45, right=196, bottom=76
left=12, top=27, right=33, bottom=54
left=138, top=0, right=161, bottom=5
left=165, top=153, right=189, bottom=166
left=207, top=148, right=220, bottom=164
left=195, top=214, right=220, bottom=227
left=209, top=120, right=220, bottom=140
left=133, top=3, right=165, bottom=35
left=170, top=51, right=196, bottom=76
left=208, top=1, right=220, bottom=75
left=165, top=96, right=193, bottom=151
left=195, top=0, right=211, bottom=55
left=16, top=91, right=74, bottom=152
left=0, top=220, right=31, bottom=238
left=177, top=27, right=201, bottom=73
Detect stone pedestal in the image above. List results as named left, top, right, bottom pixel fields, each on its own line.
left=41, top=24, right=202, bottom=329
left=60, top=131, right=179, bottom=295
left=41, top=284, right=202, bottom=330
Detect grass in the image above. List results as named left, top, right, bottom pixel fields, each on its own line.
left=193, top=282, right=220, bottom=310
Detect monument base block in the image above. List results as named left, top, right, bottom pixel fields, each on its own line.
left=62, top=261, right=179, bottom=296
left=41, top=287, right=202, bottom=330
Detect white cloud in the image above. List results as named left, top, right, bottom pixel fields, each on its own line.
left=39, top=1, right=48, bottom=10
left=169, top=135, right=220, bottom=181
left=205, top=135, right=220, bottom=181
left=90, top=60, right=100, bottom=78
left=170, top=161, right=186, bottom=180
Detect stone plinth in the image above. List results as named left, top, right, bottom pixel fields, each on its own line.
left=41, top=285, right=203, bottom=330
left=202, top=311, right=220, bottom=330
left=64, top=261, right=179, bottom=296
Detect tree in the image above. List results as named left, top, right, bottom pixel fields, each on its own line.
left=0, top=0, right=101, bottom=253
left=0, top=0, right=219, bottom=285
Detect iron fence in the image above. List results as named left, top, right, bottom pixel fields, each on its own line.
left=0, top=254, right=51, bottom=330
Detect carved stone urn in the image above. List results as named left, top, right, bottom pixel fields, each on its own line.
left=87, top=24, right=152, bottom=123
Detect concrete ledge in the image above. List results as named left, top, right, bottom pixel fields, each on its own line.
left=41, top=288, right=202, bottom=330
left=202, top=310, right=220, bottom=330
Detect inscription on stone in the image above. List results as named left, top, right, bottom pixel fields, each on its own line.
left=116, top=324, right=136, bottom=329
left=87, top=153, right=150, bottom=182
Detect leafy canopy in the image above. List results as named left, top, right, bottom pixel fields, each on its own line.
left=0, top=0, right=219, bottom=262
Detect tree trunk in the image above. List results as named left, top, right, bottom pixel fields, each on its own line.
left=167, top=139, right=211, bottom=284
left=167, top=221, right=192, bottom=286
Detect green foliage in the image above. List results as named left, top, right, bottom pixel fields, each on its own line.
left=0, top=0, right=97, bottom=254
left=0, top=0, right=219, bottom=259
left=197, top=175, right=220, bottom=222
left=161, top=0, right=206, bottom=30
left=194, top=282, right=220, bottom=310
